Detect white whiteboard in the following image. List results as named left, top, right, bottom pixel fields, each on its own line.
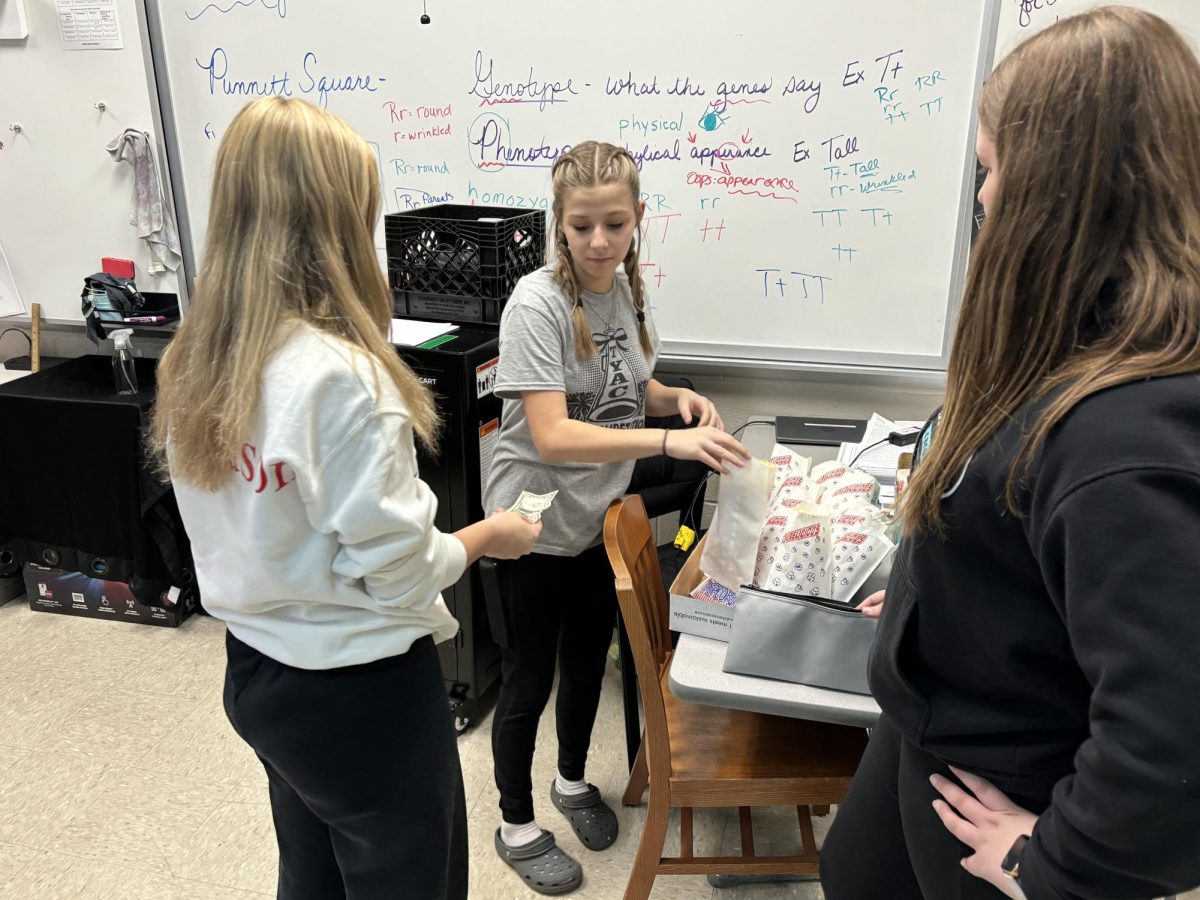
left=147, top=0, right=997, bottom=372
left=994, top=0, right=1200, bottom=61
left=0, top=0, right=186, bottom=323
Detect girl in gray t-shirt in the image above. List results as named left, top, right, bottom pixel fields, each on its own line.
left=484, top=141, right=749, bottom=894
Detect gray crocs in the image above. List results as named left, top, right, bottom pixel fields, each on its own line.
left=494, top=828, right=583, bottom=896
left=549, top=780, right=619, bottom=851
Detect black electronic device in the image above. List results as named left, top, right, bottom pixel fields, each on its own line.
left=774, top=415, right=867, bottom=447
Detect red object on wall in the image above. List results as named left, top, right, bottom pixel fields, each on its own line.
left=101, top=257, right=135, bottom=280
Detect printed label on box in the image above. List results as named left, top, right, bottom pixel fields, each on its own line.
left=476, top=357, right=499, bottom=400
left=23, top=564, right=194, bottom=628
left=669, top=594, right=735, bottom=642
left=479, top=418, right=500, bottom=500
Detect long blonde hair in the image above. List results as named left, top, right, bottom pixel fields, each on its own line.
left=150, top=96, right=438, bottom=489
left=549, top=141, right=653, bottom=358
left=899, top=6, right=1200, bottom=534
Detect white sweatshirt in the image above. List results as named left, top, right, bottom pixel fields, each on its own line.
left=171, top=323, right=464, bottom=669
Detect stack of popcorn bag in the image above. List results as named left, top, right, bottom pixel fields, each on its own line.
left=691, top=444, right=896, bottom=609
left=759, top=455, right=895, bottom=601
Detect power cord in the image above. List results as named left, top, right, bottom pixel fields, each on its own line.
left=847, top=429, right=921, bottom=470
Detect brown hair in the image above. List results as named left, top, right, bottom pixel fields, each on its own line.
left=900, top=6, right=1200, bottom=534
left=549, top=141, right=653, bottom=358
left=150, top=97, right=438, bottom=489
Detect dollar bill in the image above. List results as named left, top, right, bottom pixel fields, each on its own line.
left=509, top=490, right=558, bottom=522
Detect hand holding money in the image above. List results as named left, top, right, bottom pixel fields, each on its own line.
left=509, top=490, right=558, bottom=523
left=485, top=509, right=542, bottom=559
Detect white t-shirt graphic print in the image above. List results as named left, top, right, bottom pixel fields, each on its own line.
left=565, top=326, right=650, bottom=427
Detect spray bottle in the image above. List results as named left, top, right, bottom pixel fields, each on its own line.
left=111, top=328, right=138, bottom=395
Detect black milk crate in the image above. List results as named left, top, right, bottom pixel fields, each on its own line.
left=385, top=204, right=545, bottom=325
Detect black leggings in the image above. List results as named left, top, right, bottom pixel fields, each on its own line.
left=821, top=716, right=1043, bottom=900
left=224, top=631, right=467, bottom=900
left=491, top=543, right=617, bottom=824
left=489, top=452, right=708, bottom=825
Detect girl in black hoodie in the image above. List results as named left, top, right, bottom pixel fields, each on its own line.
left=822, top=8, right=1200, bottom=899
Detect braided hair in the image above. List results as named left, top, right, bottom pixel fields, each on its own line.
left=549, top=141, right=653, bottom=359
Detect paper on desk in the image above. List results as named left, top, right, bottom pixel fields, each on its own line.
left=389, top=319, right=459, bottom=346
left=837, top=413, right=923, bottom=485
left=0, top=369, right=31, bottom=386
left=0, top=238, right=25, bottom=318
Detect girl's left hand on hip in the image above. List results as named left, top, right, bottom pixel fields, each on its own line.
left=930, top=766, right=1038, bottom=900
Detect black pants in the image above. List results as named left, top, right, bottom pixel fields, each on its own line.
left=625, top=446, right=709, bottom=529
left=821, top=716, right=1043, bottom=900
left=491, top=543, right=617, bottom=825
left=224, top=631, right=467, bottom=900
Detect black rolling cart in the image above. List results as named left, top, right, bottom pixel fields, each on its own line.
left=387, top=204, right=544, bottom=732
left=395, top=328, right=503, bottom=732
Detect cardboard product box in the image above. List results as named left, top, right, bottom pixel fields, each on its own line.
left=668, top=534, right=894, bottom=643
left=668, top=535, right=738, bottom=642
left=23, top=564, right=197, bottom=628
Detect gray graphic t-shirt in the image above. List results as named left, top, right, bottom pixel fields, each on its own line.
left=483, top=266, right=660, bottom=556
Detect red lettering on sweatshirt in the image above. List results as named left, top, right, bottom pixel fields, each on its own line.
left=232, top=444, right=296, bottom=494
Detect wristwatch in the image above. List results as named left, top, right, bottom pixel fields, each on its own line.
left=1001, top=833, right=1030, bottom=880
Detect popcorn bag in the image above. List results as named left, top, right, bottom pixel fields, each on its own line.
left=751, top=513, right=791, bottom=588
left=756, top=503, right=831, bottom=598
left=811, top=461, right=849, bottom=502
left=768, top=444, right=812, bottom=502
left=829, top=512, right=895, bottom=602
left=771, top=472, right=818, bottom=514
left=825, top=472, right=881, bottom=514
left=700, top=458, right=776, bottom=591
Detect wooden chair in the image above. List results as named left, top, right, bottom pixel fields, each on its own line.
left=603, top=494, right=868, bottom=900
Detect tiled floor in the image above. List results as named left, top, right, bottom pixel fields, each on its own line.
left=0, top=598, right=1195, bottom=900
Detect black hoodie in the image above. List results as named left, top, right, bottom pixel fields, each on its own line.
left=870, top=373, right=1200, bottom=899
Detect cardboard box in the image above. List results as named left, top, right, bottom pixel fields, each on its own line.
left=668, top=535, right=738, bottom=641
left=668, top=534, right=894, bottom=643
left=23, top=564, right=197, bottom=628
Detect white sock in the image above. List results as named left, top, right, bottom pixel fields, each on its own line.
left=500, top=820, right=545, bottom=848
left=555, top=773, right=590, bottom=796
